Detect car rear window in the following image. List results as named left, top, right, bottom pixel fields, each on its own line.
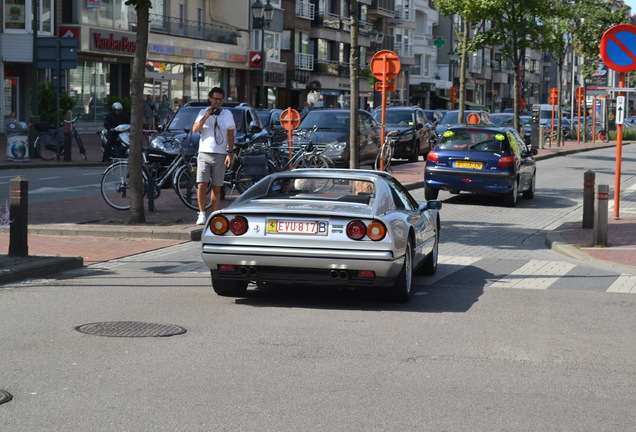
left=265, top=177, right=375, bottom=204
left=437, top=129, right=508, bottom=153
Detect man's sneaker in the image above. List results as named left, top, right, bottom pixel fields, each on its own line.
left=196, top=212, right=207, bottom=225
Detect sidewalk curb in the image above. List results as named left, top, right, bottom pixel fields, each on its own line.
left=0, top=255, right=83, bottom=284
left=28, top=224, right=203, bottom=241
left=545, top=223, right=636, bottom=273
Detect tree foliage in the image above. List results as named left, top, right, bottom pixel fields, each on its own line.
left=37, top=82, right=76, bottom=126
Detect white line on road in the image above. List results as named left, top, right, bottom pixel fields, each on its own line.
left=607, top=274, right=636, bottom=294
left=489, top=260, right=576, bottom=290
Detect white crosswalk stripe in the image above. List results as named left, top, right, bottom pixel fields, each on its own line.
left=607, top=274, right=636, bottom=294
left=488, top=260, right=576, bottom=289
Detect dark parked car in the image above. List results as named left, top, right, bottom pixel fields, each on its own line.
left=257, top=108, right=286, bottom=145
left=372, top=106, right=436, bottom=162
left=425, top=125, right=537, bottom=206
left=435, top=110, right=493, bottom=136
left=149, top=102, right=269, bottom=163
left=489, top=113, right=532, bottom=145
left=295, top=109, right=382, bottom=168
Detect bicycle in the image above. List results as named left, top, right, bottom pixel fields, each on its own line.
left=597, top=128, right=610, bottom=143
left=223, top=139, right=278, bottom=196
left=375, top=130, right=398, bottom=171
left=268, top=126, right=334, bottom=171
left=100, top=135, right=211, bottom=211
left=35, top=114, right=88, bottom=161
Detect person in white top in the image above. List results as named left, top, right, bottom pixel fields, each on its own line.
left=192, top=87, right=236, bottom=224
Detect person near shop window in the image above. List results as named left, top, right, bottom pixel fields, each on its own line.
left=157, top=94, right=173, bottom=127
left=143, top=95, right=156, bottom=130
left=192, top=87, right=235, bottom=225
left=103, top=102, right=130, bottom=162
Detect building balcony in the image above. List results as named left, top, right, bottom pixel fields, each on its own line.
left=315, top=59, right=350, bottom=77
left=296, top=52, right=314, bottom=71
left=148, top=13, right=239, bottom=44
left=296, top=1, right=315, bottom=20
left=368, top=0, right=396, bottom=18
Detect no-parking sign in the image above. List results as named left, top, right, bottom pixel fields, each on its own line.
left=600, top=24, right=636, bottom=73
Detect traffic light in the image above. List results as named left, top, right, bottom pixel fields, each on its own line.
left=549, top=87, right=558, bottom=105
left=449, top=86, right=458, bottom=105
left=191, top=62, right=205, bottom=82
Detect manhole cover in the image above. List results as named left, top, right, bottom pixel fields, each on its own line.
left=75, top=321, right=186, bottom=338
left=0, top=390, right=12, bottom=405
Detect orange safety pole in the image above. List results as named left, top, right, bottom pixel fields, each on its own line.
left=577, top=96, right=581, bottom=145
left=551, top=104, right=555, bottom=147
left=614, top=72, right=625, bottom=219
left=379, top=56, right=388, bottom=171
left=592, top=96, right=597, bottom=143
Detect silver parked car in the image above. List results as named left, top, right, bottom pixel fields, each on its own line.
left=201, top=169, right=442, bottom=302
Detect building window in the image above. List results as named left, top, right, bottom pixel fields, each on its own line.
left=265, top=31, right=280, bottom=62
left=411, top=54, right=422, bottom=76
left=3, top=0, right=53, bottom=34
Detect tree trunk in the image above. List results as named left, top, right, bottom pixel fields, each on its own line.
left=458, top=19, right=468, bottom=121
left=128, top=6, right=150, bottom=224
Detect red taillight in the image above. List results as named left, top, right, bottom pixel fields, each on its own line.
left=210, top=215, right=229, bottom=235
left=357, top=270, right=376, bottom=278
left=346, top=220, right=367, bottom=240
left=346, top=220, right=386, bottom=241
left=218, top=264, right=236, bottom=272
left=229, top=216, right=248, bottom=235
left=427, top=151, right=439, bottom=162
left=498, top=156, right=516, bottom=166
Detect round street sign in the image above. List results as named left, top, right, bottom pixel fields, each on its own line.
left=280, top=107, right=301, bottom=131
left=370, top=50, right=401, bottom=81
left=600, top=24, right=636, bottom=73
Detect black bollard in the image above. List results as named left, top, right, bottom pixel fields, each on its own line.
left=9, top=177, right=28, bottom=257
left=593, top=184, right=609, bottom=247
left=64, top=130, right=72, bottom=161
left=582, top=170, right=595, bottom=229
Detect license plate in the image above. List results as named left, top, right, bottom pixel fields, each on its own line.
left=266, top=219, right=328, bottom=235
left=455, top=160, right=483, bottom=169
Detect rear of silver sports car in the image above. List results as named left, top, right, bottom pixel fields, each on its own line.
left=201, top=212, right=406, bottom=288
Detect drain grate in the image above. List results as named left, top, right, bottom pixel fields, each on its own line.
left=0, top=390, right=12, bottom=405
left=75, top=321, right=186, bottom=338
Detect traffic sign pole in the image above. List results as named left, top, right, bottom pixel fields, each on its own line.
left=615, top=73, right=625, bottom=219
left=280, top=108, right=301, bottom=164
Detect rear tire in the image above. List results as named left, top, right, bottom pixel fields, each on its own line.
left=212, top=273, right=248, bottom=297
left=384, top=240, right=413, bottom=302
left=522, top=173, right=536, bottom=199
left=424, top=185, right=439, bottom=201
left=100, top=161, right=132, bottom=210
left=174, top=166, right=212, bottom=211
left=417, top=223, right=439, bottom=276
left=407, top=142, right=419, bottom=163
left=503, top=179, right=518, bottom=207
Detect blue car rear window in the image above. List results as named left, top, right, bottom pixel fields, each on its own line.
left=437, top=129, right=507, bottom=152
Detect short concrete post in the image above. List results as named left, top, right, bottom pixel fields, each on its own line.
left=582, top=170, right=595, bottom=228
left=539, top=125, right=545, bottom=149
left=593, top=183, right=609, bottom=247
left=9, top=177, right=28, bottom=257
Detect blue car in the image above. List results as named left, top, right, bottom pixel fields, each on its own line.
left=424, top=125, right=538, bottom=206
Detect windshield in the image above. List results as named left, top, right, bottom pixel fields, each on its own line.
left=299, top=111, right=350, bottom=129
left=490, top=115, right=513, bottom=126
left=437, top=128, right=508, bottom=153
left=372, top=110, right=413, bottom=126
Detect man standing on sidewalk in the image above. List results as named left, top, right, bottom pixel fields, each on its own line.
left=192, top=87, right=235, bottom=225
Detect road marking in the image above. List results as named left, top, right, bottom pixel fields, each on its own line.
left=607, top=274, right=636, bottom=294
left=489, top=260, right=576, bottom=289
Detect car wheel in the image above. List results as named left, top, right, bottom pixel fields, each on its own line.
left=503, top=178, right=518, bottom=207
left=211, top=273, right=248, bottom=297
left=407, top=142, right=419, bottom=163
left=417, top=220, right=439, bottom=276
left=424, top=185, right=439, bottom=201
left=385, top=240, right=413, bottom=302
left=522, top=172, right=536, bottom=199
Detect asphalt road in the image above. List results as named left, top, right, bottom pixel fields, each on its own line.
left=1, top=146, right=636, bottom=431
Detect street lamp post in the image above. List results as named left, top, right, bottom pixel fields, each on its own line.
left=252, top=0, right=274, bottom=109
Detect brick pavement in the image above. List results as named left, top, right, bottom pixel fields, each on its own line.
left=1, top=131, right=635, bottom=281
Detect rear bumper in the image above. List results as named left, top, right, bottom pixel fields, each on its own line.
left=425, top=166, right=515, bottom=193
left=202, top=244, right=403, bottom=287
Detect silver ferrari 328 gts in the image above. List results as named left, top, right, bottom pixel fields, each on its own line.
left=201, top=169, right=442, bottom=302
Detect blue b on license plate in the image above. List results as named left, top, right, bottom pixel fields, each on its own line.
left=266, top=219, right=328, bottom=235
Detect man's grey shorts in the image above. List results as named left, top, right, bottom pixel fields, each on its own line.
left=197, top=152, right=226, bottom=186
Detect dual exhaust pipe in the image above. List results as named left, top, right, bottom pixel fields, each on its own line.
left=330, top=269, right=350, bottom=281
left=238, top=266, right=258, bottom=277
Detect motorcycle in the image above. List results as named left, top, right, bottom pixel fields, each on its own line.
left=98, top=123, right=131, bottom=159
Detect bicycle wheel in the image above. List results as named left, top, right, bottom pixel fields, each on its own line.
left=598, top=129, right=609, bottom=143
left=292, top=153, right=332, bottom=169
left=74, top=130, right=88, bottom=160
left=374, top=143, right=393, bottom=171
left=174, top=165, right=211, bottom=211
left=36, top=132, right=58, bottom=160
left=100, top=161, right=132, bottom=210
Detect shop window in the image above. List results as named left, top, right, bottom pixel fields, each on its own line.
left=3, top=0, right=52, bottom=33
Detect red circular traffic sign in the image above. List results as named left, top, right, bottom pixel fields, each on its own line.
left=600, top=24, right=636, bottom=73
left=280, top=108, right=300, bottom=131
left=370, top=50, right=401, bottom=81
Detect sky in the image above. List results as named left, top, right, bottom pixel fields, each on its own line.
left=626, top=0, right=636, bottom=14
